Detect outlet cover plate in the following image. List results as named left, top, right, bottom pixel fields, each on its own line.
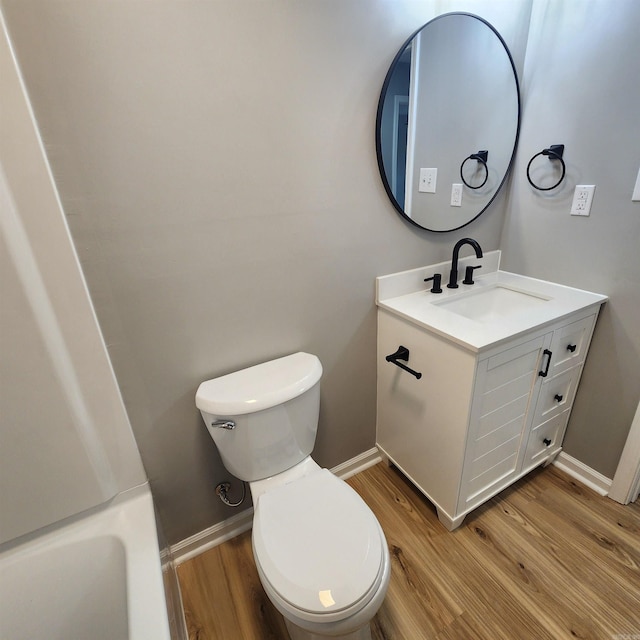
left=632, top=166, right=640, bottom=201
left=570, top=185, right=595, bottom=216
left=451, top=183, right=462, bottom=207
left=419, top=168, right=437, bottom=193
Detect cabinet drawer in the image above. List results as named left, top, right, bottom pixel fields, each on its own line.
left=548, top=315, right=596, bottom=376
left=531, top=366, right=581, bottom=427
left=522, top=410, right=569, bottom=470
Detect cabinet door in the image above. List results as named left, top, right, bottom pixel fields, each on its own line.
left=456, top=334, right=549, bottom=514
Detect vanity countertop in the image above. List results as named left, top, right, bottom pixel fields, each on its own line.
left=376, top=251, right=608, bottom=352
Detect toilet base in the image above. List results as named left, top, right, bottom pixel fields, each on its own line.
left=285, top=618, right=372, bottom=640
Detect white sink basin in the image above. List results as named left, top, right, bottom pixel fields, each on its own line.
left=434, top=285, right=550, bottom=322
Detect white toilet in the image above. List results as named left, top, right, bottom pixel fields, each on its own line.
left=196, top=352, right=390, bottom=640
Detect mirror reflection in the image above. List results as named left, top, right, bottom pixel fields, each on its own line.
left=376, top=13, right=520, bottom=232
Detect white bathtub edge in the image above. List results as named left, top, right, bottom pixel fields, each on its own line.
left=0, top=482, right=171, bottom=640
left=121, top=485, right=172, bottom=640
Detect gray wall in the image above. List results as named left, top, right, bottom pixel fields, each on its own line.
left=4, top=0, right=637, bottom=546
left=501, top=0, right=640, bottom=478
left=2, top=0, right=530, bottom=544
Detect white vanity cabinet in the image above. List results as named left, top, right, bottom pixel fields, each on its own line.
left=376, top=306, right=599, bottom=530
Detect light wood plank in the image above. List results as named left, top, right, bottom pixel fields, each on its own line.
left=177, top=532, right=288, bottom=639
left=178, top=463, right=640, bottom=639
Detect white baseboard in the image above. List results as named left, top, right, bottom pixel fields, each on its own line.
left=329, top=446, right=382, bottom=480
left=171, top=507, right=254, bottom=565
left=161, top=554, right=190, bottom=640
left=171, top=447, right=382, bottom=565
left=553, top=451, right=612, bottom=496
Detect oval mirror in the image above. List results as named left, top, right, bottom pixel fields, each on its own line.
left=376, top=13, right=520, bottom=232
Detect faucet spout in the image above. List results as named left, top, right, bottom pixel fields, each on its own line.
left=447, top=238, right=483, bottom=289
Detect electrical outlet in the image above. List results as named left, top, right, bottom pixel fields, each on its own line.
left=419, top=168, right=437, bottom=193
left=570, top=185, right=595, bottom=216
left=451, top=183, right=462, bottom=207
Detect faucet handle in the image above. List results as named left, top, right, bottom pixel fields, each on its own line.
left=424, top=273, right=443, bottom=293
left=462, top=265, right=482, bottom=285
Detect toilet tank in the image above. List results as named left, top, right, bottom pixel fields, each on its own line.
left=196, top=353, right=323, bottom=482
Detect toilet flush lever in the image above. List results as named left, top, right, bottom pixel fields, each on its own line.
left=211, top=419, right=236, bottom=430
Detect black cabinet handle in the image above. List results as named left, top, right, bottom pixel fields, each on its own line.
left=543, top=438, right=552, bottom=447
left=538, top=349, right=553, bottom=377
left=554, top=394, right=563, bottom=402
left=567, top=343, right=577, bottom=352
left=386, top=346, right=422, bottom=379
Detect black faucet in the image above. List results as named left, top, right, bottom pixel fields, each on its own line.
left=447, top=238, right=483, bottom=288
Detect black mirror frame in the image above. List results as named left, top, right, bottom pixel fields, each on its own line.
left=375, top=12, right=521, bottom=232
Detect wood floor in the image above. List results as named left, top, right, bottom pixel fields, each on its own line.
left=177, top=463, right=640, bottom=640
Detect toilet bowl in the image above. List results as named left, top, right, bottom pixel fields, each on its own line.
left=252, top=463, right=390, bottom=640
left=196, top=352, right=390, bottom=640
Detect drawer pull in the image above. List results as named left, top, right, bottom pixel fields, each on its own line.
left=554, top=394, right=563, bottom=402
left=567, top=343, right=577, bottom=353
left=543, top=438, right=552, bottom=447
left=386, top=346, right=422, bottom=380
left=538, top=349, right=553, bottom=377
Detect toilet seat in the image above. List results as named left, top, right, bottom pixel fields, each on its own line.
left=252, top=469, right=385, bottom=623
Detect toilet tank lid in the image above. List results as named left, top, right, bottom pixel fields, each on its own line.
left=195, top=352, right=323, bottom=416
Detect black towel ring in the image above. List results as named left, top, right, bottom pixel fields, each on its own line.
left=526, top=144, right=566, bottom=191
left=460, top=150, right=489, bottom=189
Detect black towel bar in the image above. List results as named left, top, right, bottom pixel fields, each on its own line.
left=385, top=346, right=422, bottom=379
